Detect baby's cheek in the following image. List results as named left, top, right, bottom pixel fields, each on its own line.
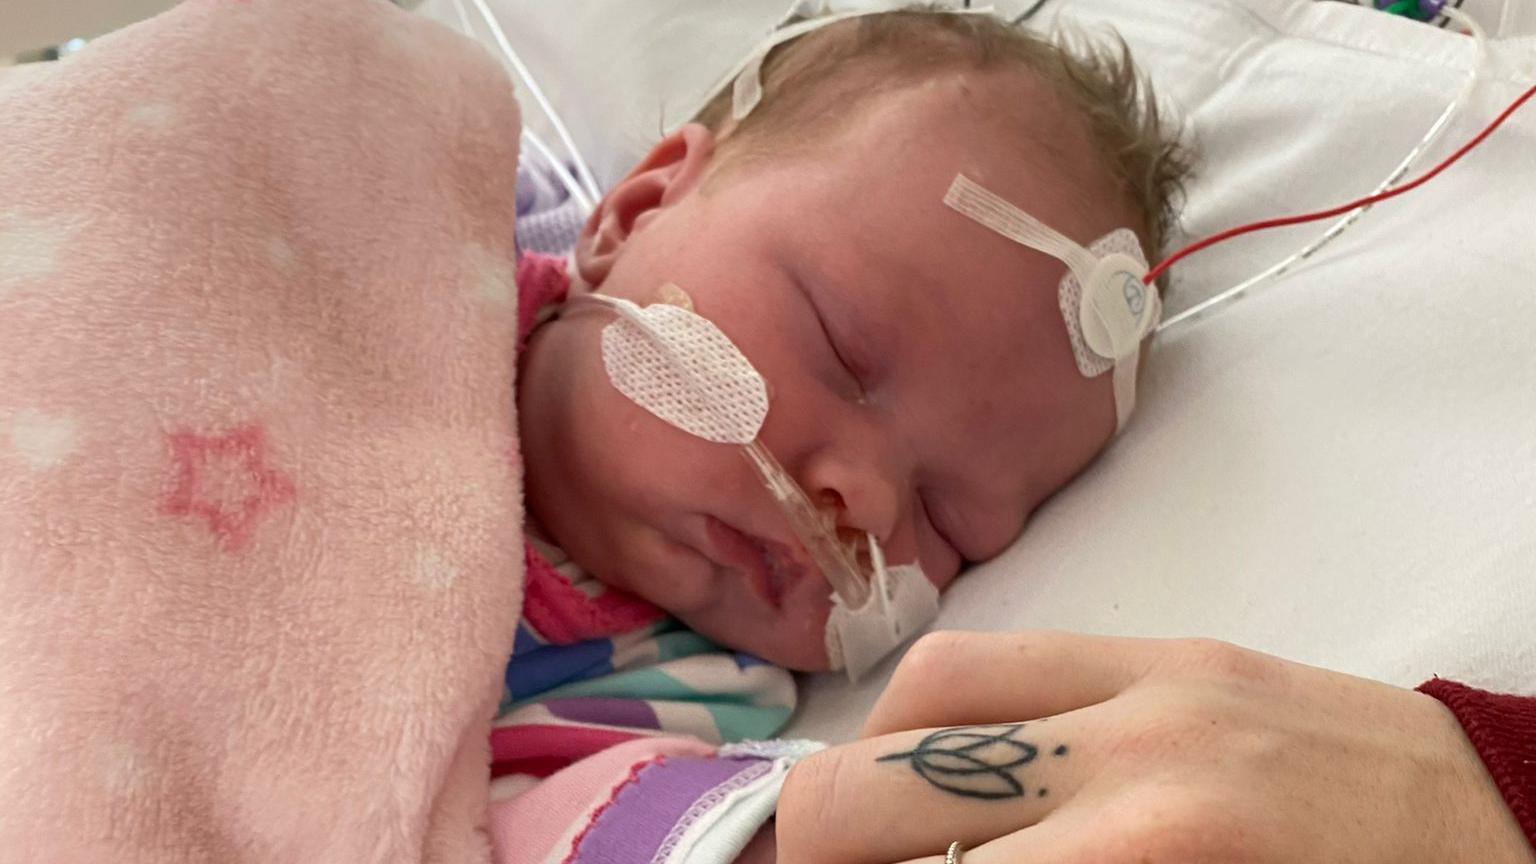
left=928, top=563, right=963, bottom=593
left=914, top=528, right=964, bottom=591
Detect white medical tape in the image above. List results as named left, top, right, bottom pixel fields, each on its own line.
left=700, top=4, right=995, bottom=129
left=732, top=50, right=769, bottom=121
left=944, top=174, right=1102, bottom=293
left=579, top=291, right=769, bottom=445
left=577, top=288, right=939, bottom=671
left=1113, top=346, right=1141, bottom=429
left=943, top=174, right=1158, bottom=432
left=825, top=535, right=940, bottom=682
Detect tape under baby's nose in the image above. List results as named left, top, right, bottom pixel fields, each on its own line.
left=825, top=536, right=940, bottom=682
left=581, top=285, right=941, bottom=671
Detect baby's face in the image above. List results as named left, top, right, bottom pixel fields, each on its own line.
left=519, top=73, right=1131, bottom=669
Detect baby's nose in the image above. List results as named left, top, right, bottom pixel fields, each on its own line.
left=803, top=467, right=905, bottom=554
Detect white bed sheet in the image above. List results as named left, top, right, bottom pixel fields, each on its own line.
left=421, top=0, right=1536, bottom=742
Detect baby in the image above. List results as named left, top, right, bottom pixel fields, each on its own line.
left=492, top=7, right=1188, bottom=860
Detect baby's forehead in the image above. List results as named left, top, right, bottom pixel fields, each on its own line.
left=807, top=71, right=1131, bottom=233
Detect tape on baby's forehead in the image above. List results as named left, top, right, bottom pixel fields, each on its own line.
left=728, top=4, right=996, bottom=121
left=943, top=173, right=1157, bottom=433
left=943, top=174, right=1102, bottom=291
left=1057, top=229, right=1146, bottom=379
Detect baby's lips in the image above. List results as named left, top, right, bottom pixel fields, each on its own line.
left=761, top=529, right=815, bottom=574
left=782, top=522, right=871, bottom=588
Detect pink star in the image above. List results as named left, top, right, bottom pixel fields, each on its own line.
left=162, top=423, right=295, bottom=550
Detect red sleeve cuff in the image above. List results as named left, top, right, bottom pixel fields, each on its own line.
left=1417, top=678, right=1536, bottom=853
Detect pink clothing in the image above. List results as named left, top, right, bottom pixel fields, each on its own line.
left=522, top=525, right=666, bottom=645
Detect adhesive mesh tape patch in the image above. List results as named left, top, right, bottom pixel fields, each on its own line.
left=600, top=301, right=770, bottom=445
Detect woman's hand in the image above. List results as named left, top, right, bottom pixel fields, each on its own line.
left=775, top=631, right=1534, bottom=863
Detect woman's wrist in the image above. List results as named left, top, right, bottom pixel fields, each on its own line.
left=1419, top=679, right=1536, bottom=862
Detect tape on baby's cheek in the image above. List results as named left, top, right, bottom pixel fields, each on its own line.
left=825, top=550, right=940, bottom=682
left=587, top=286, right=941, bottom=676
left=594, top=287, right=768, bottom=445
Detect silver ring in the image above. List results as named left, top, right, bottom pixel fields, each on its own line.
left=945, top=841, right=965, bottom=864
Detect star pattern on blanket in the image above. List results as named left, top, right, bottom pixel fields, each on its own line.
left=162, top=423, right=295, bottom=550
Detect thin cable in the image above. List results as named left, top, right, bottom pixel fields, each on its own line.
left=448, top=0, right=474, bottom=36
left=521, top=128, right=597, bottom=214
left=464, top=0, right=603, bottom=204
left=1440, top=4, right=1487, bottom=59
left=448, top=0, right=595, bottom=214
left=1156, top=8, right=1496, bottom=331
left=1011, top=0, right=1053, bottom=25
left=1150, top=81, right=1530, bottom=286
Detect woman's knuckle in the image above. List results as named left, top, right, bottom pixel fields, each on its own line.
left=902, top=630, right=969, bottom=670
left=888, top=630, right=970, bottom=688
left=1175, top=638, right=1277, bottom=685
left=1113, top=790, right=1255, bottom=862
left=1106, top=700, right=1215, bottom=763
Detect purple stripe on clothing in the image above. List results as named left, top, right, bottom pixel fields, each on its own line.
left=573, top=756, right=768, bottom=863
left=545, top=697, right=661, bottom=730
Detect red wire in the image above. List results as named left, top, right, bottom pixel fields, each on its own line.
left=1143, top=82, right=1536, bottom=285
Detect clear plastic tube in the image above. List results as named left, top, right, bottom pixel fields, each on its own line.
left=1157, top=5, right=1488, bottom=334
left=565, top=291, right=872, bottom=608
left=742, top=440, right=871, bottom=608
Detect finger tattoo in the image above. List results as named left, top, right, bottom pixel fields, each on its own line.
left=875, top=724, right=1068, bottom=800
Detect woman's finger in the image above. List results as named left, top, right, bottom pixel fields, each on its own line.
left=775, top=715, right=1098, bottom=864
left=889, top=805, right=1108, bottom=864
left=863, top=630, right=1155, bottom=738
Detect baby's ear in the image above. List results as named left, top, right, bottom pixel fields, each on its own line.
left=574, top=124, right=716, bottom=287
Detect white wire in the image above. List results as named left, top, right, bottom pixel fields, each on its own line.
left=446, top=0, right=596, bottom=215
left=448, top=0, right=474, bottom=36
left=522, top=127, right=597, bottom=214
left=1445, top=3, right=1490, bottom=41
left=681, top=5, right=996, bottom=134
left=1157, top=4, right=1489, bottom=334
left=463, top=0, right=604, bottom=205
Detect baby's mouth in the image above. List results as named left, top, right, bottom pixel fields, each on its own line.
left=703, top=517, right=811, bottom=610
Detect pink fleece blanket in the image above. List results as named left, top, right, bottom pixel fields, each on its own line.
left=0, top=1, right=525, bottom=860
